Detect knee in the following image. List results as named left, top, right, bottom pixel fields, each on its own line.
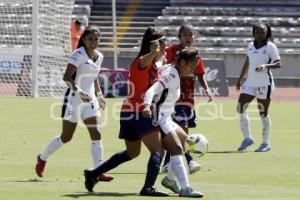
left=171, top=143, right=184, bottom=155
left=259, top=112, right=268, bottom=118
left=60, top=135, right=72, bottom=143
left=90, top=130, right=101, bottom=140
left=237, top=103, right=242, bottom=113
left=127, top=149, right=140, bottom=159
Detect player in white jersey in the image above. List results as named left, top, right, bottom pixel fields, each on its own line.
left=35, top=26, right=113, bottom=181
left=236, top=23, right=281, bottom=152
left=142, top=48, right=204, bottom=198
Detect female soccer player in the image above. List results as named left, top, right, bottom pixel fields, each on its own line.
left=162, top=24, right=212, bottom=174
left=83, top=27, right=169, bottom=196
left=142, top=48, right=204, bottom=197
left=35, top=26, right=113, bottom=181
left=236, top=23, right=281, bottom=152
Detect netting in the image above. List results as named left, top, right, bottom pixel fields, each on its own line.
left=0, top=0, right=75, bottom=97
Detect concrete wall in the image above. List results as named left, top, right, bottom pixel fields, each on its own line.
left=101, top=51, right=300, bottom=87
left=201, top=53, right=300, bottom=79
left=201, top=52, right=300, bottom=87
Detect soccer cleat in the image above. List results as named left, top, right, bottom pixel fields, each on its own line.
left=179, top=187, right=204, bottom=198
left=238, top=138, right=254, bottom=151
left=160, top=163, right=168, bottom=173
left=161, top=176, right=180, bottom=193
left=84, top=169, right=98, bottom=192
left=255, top=143, right=271, bottom=152
left=35, top=155, right=46, bottom=177
left=97, top=173, right=114, bottom=182
left=188, top=160, right=202, bottom=174
left=140, top=186, right=169, bottom=196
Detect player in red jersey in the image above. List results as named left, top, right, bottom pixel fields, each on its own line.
left=161, top=24, right=213, bottom=174
left=83, top=27, right=170, bottom=196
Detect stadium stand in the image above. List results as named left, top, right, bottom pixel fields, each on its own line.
left=73, top=0, right=92, bottom=26
left=81, top=0, right=300, bottom=86
left=156, top=1, right=300, bottom=54
left=152, top=0, right=300, bottom=86
left=89, top=0, right=169, bottom=50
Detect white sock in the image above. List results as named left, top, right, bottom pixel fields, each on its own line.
left=167, top=162, right=177, bottom=181
left=91, top=140, right=103, bottom=168
left=239, top=113, right=252, bottom=139
left=261, top=115, right=271, bottom=144
left=170, top=155, right=190, bottom=189
left=40, top=136, right=64, bottom=161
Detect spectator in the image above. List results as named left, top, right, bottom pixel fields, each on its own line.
left=71, top=18, right=85, bottom=51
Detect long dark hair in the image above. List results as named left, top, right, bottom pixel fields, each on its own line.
left=252, top=23, right=273, bottom=43
left=131, top=27, right=165, bottom=64
left=76, top=26, right=101, bottom=49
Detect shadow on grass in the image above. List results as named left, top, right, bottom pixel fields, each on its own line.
left=63, top=192, right=137, bottom=198
left=207, top=150, right=251, bottom=154
left=109, top=172, right=145, bottom=175
left=7, top=178, right=52, bottom=182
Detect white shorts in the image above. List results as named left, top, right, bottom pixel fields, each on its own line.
left=240, top=85, right=274, bottom=100
left=158, top=116, right=179, bottom=134
left=61, top=90, right=100, bottom=123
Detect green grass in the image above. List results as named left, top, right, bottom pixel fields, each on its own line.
left=0, top=97, right=300, bottom=200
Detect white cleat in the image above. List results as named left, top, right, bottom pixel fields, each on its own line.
left=161, top=176, right=180, bottom=193
left=188, top=160, right=201, bottom=174
left=179, top=187, right=204, bottom=198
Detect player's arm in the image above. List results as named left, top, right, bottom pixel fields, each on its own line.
left=256, top=60, right=281, bottom=72
left=63, top=63, right=91, bottom=103
left=197, top=74, right=213, bottom=102
left=256, top=43, right=281, bottom=72
left=94, top=78, right=106, bottom=109
left=63, top=63, right=77, bottom=91
left=140, top=42, right=159, bottom=69
left=142, top=81, right=165, bottom=118
left=236, top=56, right=249, bottom=90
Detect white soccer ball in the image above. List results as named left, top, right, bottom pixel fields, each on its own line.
left=186, top=133, right=209, bottom=157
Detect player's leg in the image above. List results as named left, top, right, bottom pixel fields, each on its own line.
left=84, top=116, right=102, bottom=167
left=256, top=95, right=271, bottom=152
left=84, top=116, right=113, bottom=182
left=89, top=139, right=140, bottom=175
left=84, top=139, right=139, bottom=192
left=237, top=91, right=256, bottom=151
left=161, top=105, right=189, bottom=173
left=160, top=151, right=170, bottom=173
left=161, top=125, right=186, bottom=194
left=83, top=111, right=141, bottom=192
left=162, top=126, right=203, bottom=197
left=35, top=120, right=77, bottom=177
left=140, top=130, right=168, bottom=196
left=184, top=107, right=202, bottom=173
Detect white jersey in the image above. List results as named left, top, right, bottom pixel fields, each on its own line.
left=68, top=46, right=103, bottom=96
left=243, top=41, right=280, bottom=87
left=144, top=65, right=180, bottom=122
left=62, top=47, right=103, bottom=123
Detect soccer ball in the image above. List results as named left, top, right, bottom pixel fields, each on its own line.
left=186, top=133, right=209, bottom=157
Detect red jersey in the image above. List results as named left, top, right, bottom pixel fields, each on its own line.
left=165, top=44, right=205, bottom=106
left=121, top=56, right=158, bottom=111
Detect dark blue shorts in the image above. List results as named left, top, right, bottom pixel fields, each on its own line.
left=172, top=105, right=197, bottom=128
left=119, top=111, right=160, bottom=142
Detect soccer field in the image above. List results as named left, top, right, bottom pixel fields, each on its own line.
left=0, top=97, right=299, bottom=200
